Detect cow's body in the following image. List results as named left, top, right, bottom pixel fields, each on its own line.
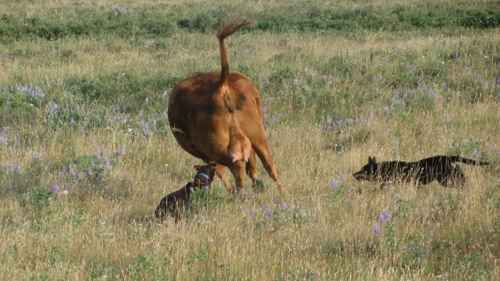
left=167, top=17, right=287, bottom=194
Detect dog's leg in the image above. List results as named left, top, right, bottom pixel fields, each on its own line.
left=155, top=197, right=167, bottom=219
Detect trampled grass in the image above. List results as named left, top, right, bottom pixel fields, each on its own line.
left=1, top=0, right=500, bottom=280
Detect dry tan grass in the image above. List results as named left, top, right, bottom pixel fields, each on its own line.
left=1, top=0, right=500, bottom=279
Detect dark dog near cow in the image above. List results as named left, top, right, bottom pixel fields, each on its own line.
left=353, top=155, right=489, bottom=189
left=155, top=162, right=217, bottom=222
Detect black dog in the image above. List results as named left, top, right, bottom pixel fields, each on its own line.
left=155, top=162, right=216, bottom=222
left=353, top=155, right=489, bottom=188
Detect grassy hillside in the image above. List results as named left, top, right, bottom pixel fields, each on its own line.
left=1, top=0, right=500, bottom=279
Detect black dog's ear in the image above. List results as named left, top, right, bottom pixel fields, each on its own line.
left=369, top=156, right=377, bottom=164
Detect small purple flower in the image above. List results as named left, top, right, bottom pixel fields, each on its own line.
left=249, top=209, right=255, bottom=218
left=282, top=202, right=288, bottom=210
left=190, top=186, right=194, bottom=191
left=331, top=179, right=338, bottom=188
left=70, top=118, right=77, bottom=126
left=374, top=225, right=381, bottom=235
left=261, top=204, right=267, bottom=214
left=16, top=166, right=22, bottom=173
left=424, top=250, right=430, bottom=257
left=383, top=107, right=389, bottom=116
left=266, top=210, right=273, bottom=219
left=50, top=185, right=59, bottom=193
left=204, top=185, right=209, bottom=190
left=120, top=145, right=126, bottom=157
left=339, top=174, right=346, bottom=181
left=75, top=172, right=80, bottom=180
left=85, top=169, right=90, bottom=176
left=104, top=157, right=111, bottom=169
left=238, top=206, right=243, bottom=212
left=238, top=189, right=244, bottom=195
left=429, top=230, right=434, bottom=236
left=379, top=210, right=389, bottom=223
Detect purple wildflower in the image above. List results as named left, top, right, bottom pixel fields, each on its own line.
left=239, top=189, right=244, bottom=195
left=374, top=225, right=381, bottom=235
left=249, top=209, right=255, bottom=218
left=261, top=204, right=267, bottom=214
left=379, top=210, right=389, bottom=223
left=282, top=202, right=288, bottom=210
left=429, top=230, right=434, bottom=236
left=339, top=174, right=346, bottom=181
left=75, top=172, right=80, bottom=180
left=383, top=107, right=389, bottom=116
left=424, top=250, right=430, bottom=257
left=266, top=210, right=273, bottom=219
left=50, top=185, right=59, bottom=193
left=120, top=145, right=126, bottom=157
left=104, top=157, right=111, bottom=169
left=96, top=147, right=101, bottom=161
left=331, top=179, right=338, bottom=188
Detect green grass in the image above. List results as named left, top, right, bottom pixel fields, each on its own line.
left=1, top=0, right=500, bottom=280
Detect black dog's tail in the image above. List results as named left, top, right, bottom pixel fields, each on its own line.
left=450, top=155, right=489, bottom=165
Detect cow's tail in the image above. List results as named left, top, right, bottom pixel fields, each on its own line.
left=216, top=17, right=257, bottom=87
left=450, top=155, right=489, bottom=166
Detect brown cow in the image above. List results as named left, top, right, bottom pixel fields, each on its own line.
left=167, top=17, right=287, bottom=194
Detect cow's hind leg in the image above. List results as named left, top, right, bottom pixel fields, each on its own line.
left=252, top=140, right=288, bottom=194
left=228, top=160, right=246, bottom=194
left=246, top=150, right=266, bottom=193
left=212, top=163, right=234, bottom=192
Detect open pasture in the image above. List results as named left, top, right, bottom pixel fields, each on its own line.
left=1, top=0, right=500, bottom=279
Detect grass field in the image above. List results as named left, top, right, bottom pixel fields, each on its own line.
left=1, top=0, right=500, bottom=280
